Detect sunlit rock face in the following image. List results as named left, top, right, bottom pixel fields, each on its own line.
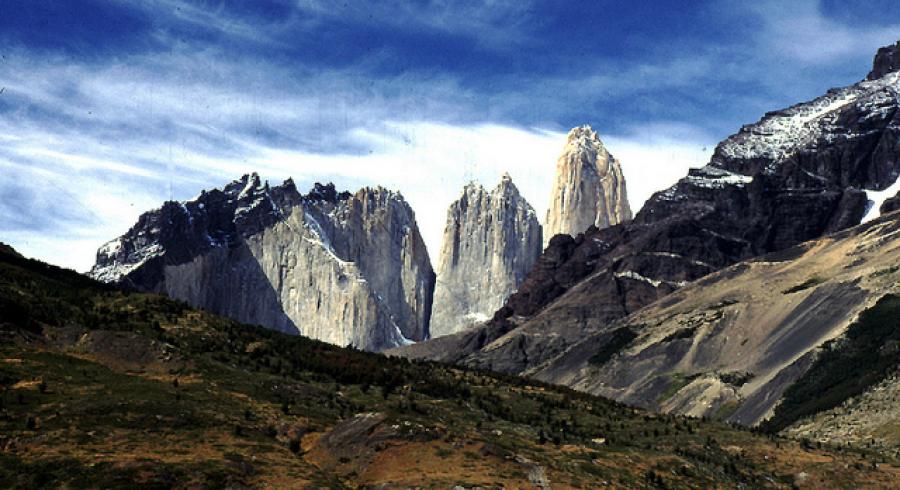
left=429, top=174, right=542, bottom=338
left=90, top=174, right=435, bottom=351
left=543, top=125, right=632, bottom=247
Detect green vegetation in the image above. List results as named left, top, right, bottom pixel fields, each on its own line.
left=762, top=294, right=900, bottom=432
left=869, top=265, right=899, bottom=278
left=0, top=247, right=895, bottom=487
left=714, top=402, right=739, bottom=422
left=780, top=276, right=825, bottom=294
left=718, top=371, right=754, bottom=387
left=657, top=372, right=702, bottom=404
left=709, top=298, right=739, bottom=310
left=587, top=327, right=637, bottom=366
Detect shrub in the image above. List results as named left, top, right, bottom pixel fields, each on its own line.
left=588, top=327, right=637, bottom=366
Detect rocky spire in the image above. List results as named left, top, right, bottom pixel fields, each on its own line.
left=543, top=125, right=631, bottom=247
left=429, top=174, right=542, bottom=338
left=867, top=40, right=900, bottom=80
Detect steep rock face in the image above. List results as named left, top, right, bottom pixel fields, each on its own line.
left=429, top=174, right=542, bottom=338
left=393, top=42, right=900, bottom=377
left=543, top=125, right=631, bottom=247
left=868, top=40, right=900, bottom=80
left=90, top=174, right=434, bottom=351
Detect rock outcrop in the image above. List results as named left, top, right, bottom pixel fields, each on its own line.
left=90, top=174, right=435, bottom=351
left=393, top=41, right=900, bottom=381
left=881, top=191, right=900, bottom=215
left=429, top=174, right=542, bottom=338
left=543, top=125, right=631, bottom=247
left=868, top=40, right=900, bottom=80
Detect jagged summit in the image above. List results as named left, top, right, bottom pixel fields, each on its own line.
left=565, top=124, right=599, bottom=145
left=868, top=39, right=900, bottom=80
left=305, top=182, right=352, bottom=203
left=543, top=124, right=632, bottom=247
left=430, top=173, right=541, bottom=337
left=495, top=172, right=526, bottom=198
left=90, top=174, right=434, bottom=351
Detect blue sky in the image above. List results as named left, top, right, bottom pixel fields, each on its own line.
left=1, top=0, right=898, bottom=271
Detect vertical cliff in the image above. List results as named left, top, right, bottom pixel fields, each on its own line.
left=430, top=174, right=542, bottom=337
left=90, top=174, right=435, bottom=351
left=543, top=125, right=632, bottom=247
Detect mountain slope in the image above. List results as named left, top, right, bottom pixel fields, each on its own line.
left=1, top=246, right=898, bottom=488
left=529, top=210, right=900, bottom=436
left=430, top=174, right=542, bottom=338
left=90, top=174, right=434, bottom=351
left=394, top=41, right=900, bottom=377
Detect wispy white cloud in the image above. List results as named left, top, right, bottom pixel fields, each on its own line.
left=745, top=0, right=900, bottom=66
left=292, top=0, right=535, bottom=49
left=0, top=157, right=162, bottom=272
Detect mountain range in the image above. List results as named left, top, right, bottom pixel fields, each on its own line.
left=2, top=39, right=900, bottom=489
left=393, top=41, right=900, bottom=439
left=89, top=122, right=631, bottom=350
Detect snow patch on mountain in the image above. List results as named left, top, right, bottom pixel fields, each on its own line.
left=92, top=242, right=163, bottom=283
left=685, top=166, right=754, bottom=189
left=862, top=174, right=900, bottom=223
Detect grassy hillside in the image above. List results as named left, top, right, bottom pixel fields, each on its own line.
left=1, top=247, right=897, bottom=488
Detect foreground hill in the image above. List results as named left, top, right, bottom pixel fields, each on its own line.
left=1, top=245, right=897, bottom=487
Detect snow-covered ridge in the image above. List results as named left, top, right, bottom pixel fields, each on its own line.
left=90, top=174, right=285, bottom=283
left=655, top=165, right=752, bottom=201
left=718, top=70, right=900, bottom=164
